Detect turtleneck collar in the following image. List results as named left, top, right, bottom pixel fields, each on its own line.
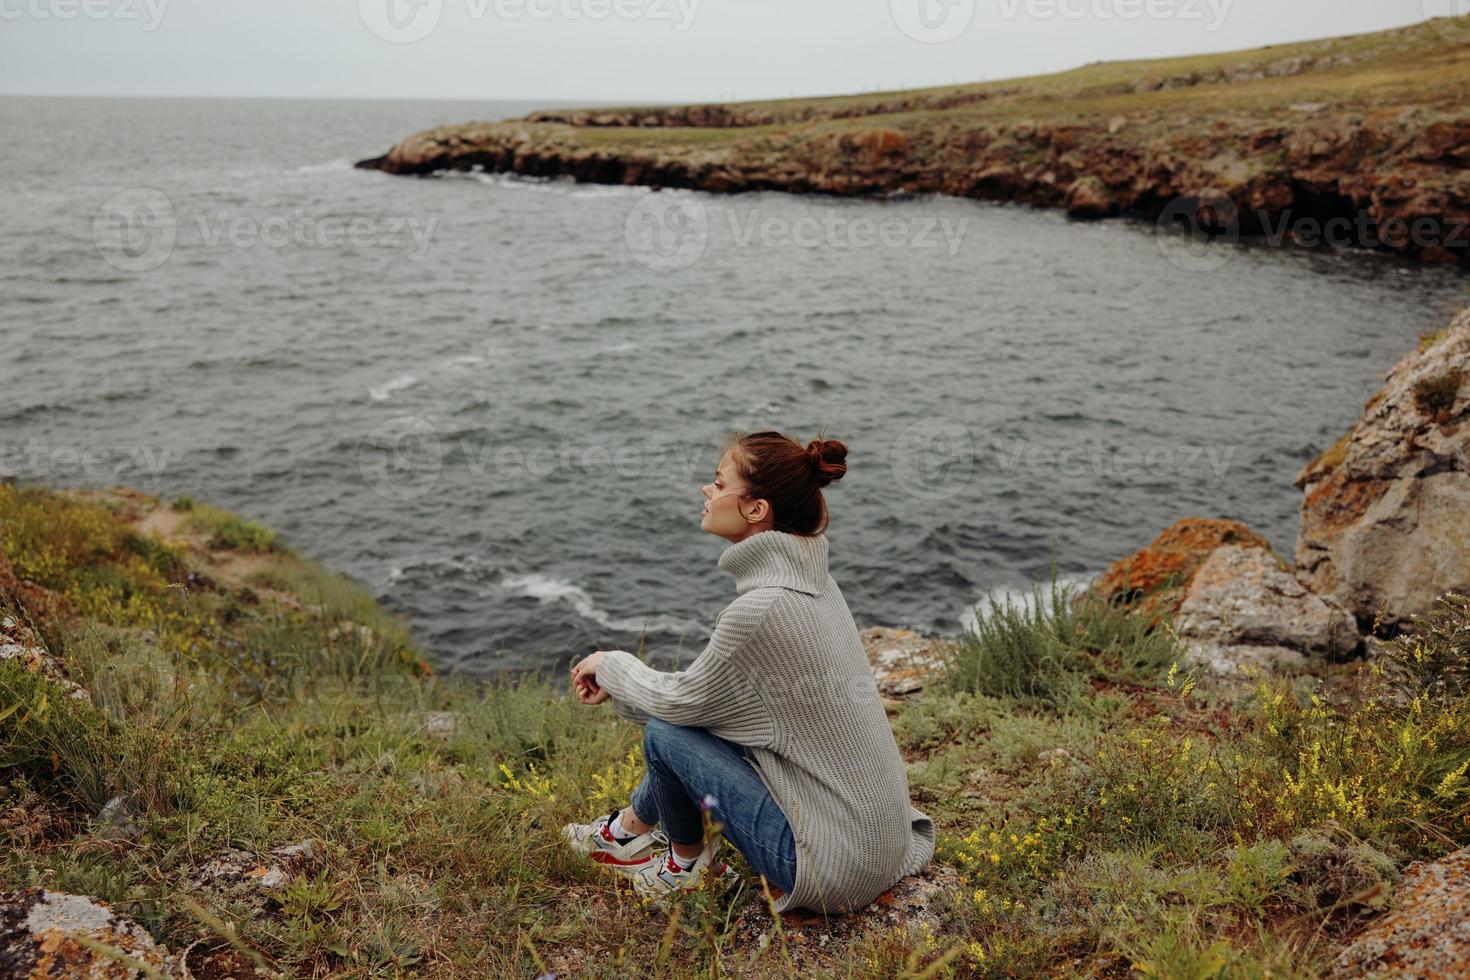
left=716, top=530, right=829, bottom=596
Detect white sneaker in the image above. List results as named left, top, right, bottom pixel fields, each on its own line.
left=561, top=810, right=667, bottom=875
left=631, top=838, right=737, bottom=899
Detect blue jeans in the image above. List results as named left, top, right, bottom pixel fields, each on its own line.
left=629, top=718, right=798, bottom=895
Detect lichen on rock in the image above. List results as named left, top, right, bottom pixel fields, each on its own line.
left=1296, top=306, right=1470, bottom=630
left=1331, top=845, right=1470, bottom=978
left=0, top=888, right=176, bottom=979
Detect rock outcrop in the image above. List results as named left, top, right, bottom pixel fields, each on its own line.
left=358, top=21, right=1470, bottom=268
left=1178, top=544, right=1358, bottom=675
left=1092, top=518, right=1272, bottom=616
left=1331, top=845, right=1470, bottom=978
left=1094, top=518, right=1358, bottom=674
left=1296, top=308, right=1470, bottom=631
left=860, top=627, right=955, bottom=700
left=0, top=889, right=175, bottom=978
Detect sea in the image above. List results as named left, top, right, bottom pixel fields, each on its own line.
left=2, top=95, right=1466, bottom=673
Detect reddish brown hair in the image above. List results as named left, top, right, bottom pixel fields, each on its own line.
left=721, top=428, right=848, bottom=536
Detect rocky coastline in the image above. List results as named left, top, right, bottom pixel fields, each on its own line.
left=2, top=308, right=1467, bottom=973
left=358, top=19, right=1470, bottom=267
left=1079, top=306, right=1470, bottom=679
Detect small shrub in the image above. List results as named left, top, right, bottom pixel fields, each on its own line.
left=1381, top=592, right=1470, bottom=699
left=1413, top=367, right=1464, bottom=419
left=946, top=579, right=1085, bottom=707
left=1221, top=839, right=1294, bottom=914
left=945, top=575, right=1179, bottom=707
left=0, top=662, right=114, bottom=808
left=205, top=515, right=276, bottom=552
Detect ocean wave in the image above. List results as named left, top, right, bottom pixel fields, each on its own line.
left=295, top=158, right=354, bottom=173
left=369, top=373, right=419, bottom=402
left=453, top=171, right=563, bottom=192
left=957, top=572, right=1099, bottom=635
left=568, top=184, right=648, bottom=199
left=495, top=571, right=705, bottom=637
left=386, top=554, right=491, bottom=586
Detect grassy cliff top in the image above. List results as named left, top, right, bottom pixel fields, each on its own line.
left=2, top=481, right=1468, bottom=976
left=508, top=19, right=1470, bottom=147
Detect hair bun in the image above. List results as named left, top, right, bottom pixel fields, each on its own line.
left=806, top=437, right=848, bottom=488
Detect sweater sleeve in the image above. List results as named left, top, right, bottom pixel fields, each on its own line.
left=609, top=692, right=651, bottom=726
left=594, top=594, right=775, bottom=744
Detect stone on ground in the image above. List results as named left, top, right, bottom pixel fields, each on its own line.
left=0, top=888, right=175, bottom=978
left=724, top=865, right=959, bottom=973
left=1331, top=845, right=1470, bottom=978
left=859, top=627, right=955, bottom=699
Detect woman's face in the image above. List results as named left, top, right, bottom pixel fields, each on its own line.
left=700, top=450, right=770, bottom=541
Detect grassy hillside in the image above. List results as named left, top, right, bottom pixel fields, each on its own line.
left=361, top=18, right=1470, bottom=266
left=2, top=482, right=1468, bottom=976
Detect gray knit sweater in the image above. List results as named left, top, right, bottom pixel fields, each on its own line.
left=594, top=529, right=936, bottom=914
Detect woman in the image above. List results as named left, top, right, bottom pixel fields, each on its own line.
left=563, top=430, right=935, bottom=915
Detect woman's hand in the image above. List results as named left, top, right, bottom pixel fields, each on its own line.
left=571, top=650, right=610, bottom=705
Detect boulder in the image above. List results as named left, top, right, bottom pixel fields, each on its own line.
left=1178, top=544, right=1359, bottom=675
left=859, top=627, right=955, bottom=699
left=0, top=889, right=175, bottom=978
left=1296, top=309, right=1470, bottom=630
left=1331, top=845, right=1470, bottom=978
left=1091, top=517, right=1273, bottom=616
left=1065, top=175, right=1117, bottom=219
left=1093, top=518, right=1359, bottom=675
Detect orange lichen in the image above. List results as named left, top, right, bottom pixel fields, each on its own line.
left=1091, top=517, right=1273, bottom=616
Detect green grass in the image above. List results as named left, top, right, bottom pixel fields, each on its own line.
left=2, top=484, right=1468, bottom=976
left=508, top=17, right=1470, bottom=161
left=182, top=500, right=279, bottom=553
left=943, top=574, right=1179, bottom=707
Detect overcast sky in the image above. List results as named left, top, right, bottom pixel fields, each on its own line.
left=0, top=0, right=1453, bottom=102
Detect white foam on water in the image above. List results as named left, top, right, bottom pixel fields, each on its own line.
left=957, top=572, right=1099, bottom=635
left=386, top=554, right=488, bottom=587
left=496, top=571, right=705, bottom=637
left=568, top=184, right=648, bottom=199
left=369, top=373, right=419, bottom=402
left=296, top=158, right=353, bottom=173
left=460, top=172, right=560, bottom=192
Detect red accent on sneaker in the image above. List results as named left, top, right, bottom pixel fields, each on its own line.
left=599, top=823, right=618, bottom=844
left=591, top=851, right=653, bottom=867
